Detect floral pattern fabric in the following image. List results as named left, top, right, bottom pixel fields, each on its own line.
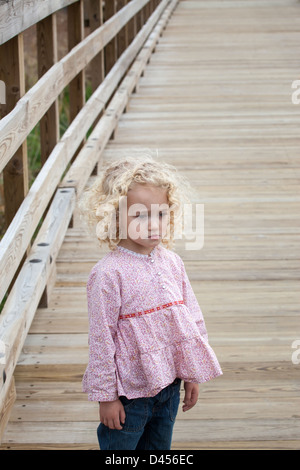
left=82, top=244, right=222, bottom=401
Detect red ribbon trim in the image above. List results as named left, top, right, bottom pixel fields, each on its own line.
left=119, top=300, right=184, bottom=320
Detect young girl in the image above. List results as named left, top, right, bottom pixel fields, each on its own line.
left=80, top=153, right=222, bottom=450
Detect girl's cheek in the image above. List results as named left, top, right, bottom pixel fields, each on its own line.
left=127, top=218, right=147, bottom=238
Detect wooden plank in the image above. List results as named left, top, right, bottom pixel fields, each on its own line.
left=0, top=441, right=298, bottom=450
left=6, top=389, right=300, bottom=422
left=2, top=418, right=300, bottom=445
left=0, top=34, right=28, bottom=228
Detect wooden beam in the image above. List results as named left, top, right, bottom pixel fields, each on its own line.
left=104, top=0, right=117, bottom=74
left=0, top=34, right=28, bottom=229
left=89, top=0, right=105, bottom=91
left=68, top=0, right=85, bottom=125
left=117, top=0, right=129, bottom=58
left=37, top=14, right=60, bottom=165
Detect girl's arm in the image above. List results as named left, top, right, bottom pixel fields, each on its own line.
left=179, top=257, right=209, bottom=341
left=85, top=267, right=121, bottom=402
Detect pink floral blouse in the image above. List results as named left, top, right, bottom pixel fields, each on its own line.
left=82, top=244, right=222, bottom=401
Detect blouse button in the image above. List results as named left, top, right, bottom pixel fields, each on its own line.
left=157, top=272, right=161, bottom=276
left=150, top=259, right=155, bottom=263
left=162, top=285, right=166, bottom=289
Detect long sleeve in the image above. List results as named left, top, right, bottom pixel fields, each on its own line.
left=179, top=257, right=209, bottom=342
left=83, top=266, right=121, bottom=401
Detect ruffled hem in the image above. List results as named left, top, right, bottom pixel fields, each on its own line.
left=115, top=336, right=222, bottom=399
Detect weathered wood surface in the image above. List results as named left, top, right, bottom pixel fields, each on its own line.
left=1, top=0, right=300, bottom=450
left=0, top=0, right=77, bottom=45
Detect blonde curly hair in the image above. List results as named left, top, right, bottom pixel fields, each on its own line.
left=78, top=151, right=194, bottom=251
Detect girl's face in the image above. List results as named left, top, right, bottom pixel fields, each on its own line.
left=118, top=183, right=169, bottom=255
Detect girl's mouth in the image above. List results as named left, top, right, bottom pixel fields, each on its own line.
left=148, top=234, right=160, bottom=239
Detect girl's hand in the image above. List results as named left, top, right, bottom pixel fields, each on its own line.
left=99, top=399, right=126, bottom=430
left=182, top=382, right=199, bottom=412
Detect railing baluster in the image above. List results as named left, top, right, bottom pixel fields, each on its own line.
left=0, top=34, right=28, bottom=229
left=89, top=0, right=105, bottom=92
left=37, top=14, right=59, bottom=166
left=67, top=0, right=85, bottom=125
left=104, top=0, right=118, bottom=74
left=117, top=0, right=129, bottom=58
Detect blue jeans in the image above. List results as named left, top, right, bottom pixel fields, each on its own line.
left=97, top=379, right=181, bottom=450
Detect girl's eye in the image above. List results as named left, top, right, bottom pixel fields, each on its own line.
left=135, top=212, right=168, bottom=218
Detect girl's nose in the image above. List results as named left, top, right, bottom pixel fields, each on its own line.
left=149, top=215, right=159, bottom=231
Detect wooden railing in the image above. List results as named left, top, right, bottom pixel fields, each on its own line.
left=0, top=0, right=179, bottom=440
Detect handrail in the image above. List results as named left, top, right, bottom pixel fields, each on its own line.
left=0, top=0, right=179, bottom=442
left=0, top=0, right=78, bottom=45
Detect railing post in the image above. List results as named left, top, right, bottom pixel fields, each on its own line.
left=136, top=5, right=144, bottom=33
left=67, top=0, right=85, bottom=125
left=88, top=0, right=105, bottom=176
left=89, top=0, right=105, bottom=92
left=117, top=0, right=129, bottom=57
left=104, top=0, right=117, bottom=74
left=37, top=14, right=59, bottom=165
left=128, top=3, right=137, bottom=46
left=0, top=34, right=28, bottom=229
left=144, top=1, right=151, bottom=22
left=66, top=1, right=85, bottom=228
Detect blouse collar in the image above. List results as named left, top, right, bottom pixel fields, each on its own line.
left=116, top=245, right=157, bottom=259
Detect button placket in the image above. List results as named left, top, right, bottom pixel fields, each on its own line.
left=149, top=256, right=166, bottom=289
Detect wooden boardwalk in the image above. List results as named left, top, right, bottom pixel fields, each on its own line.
left=1, top=0, right=300, bottom=449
